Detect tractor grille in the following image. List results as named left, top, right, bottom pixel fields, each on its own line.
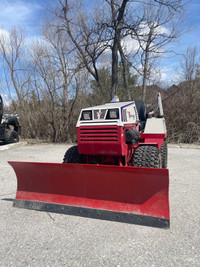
left=79, top=126, right=119, bottom=142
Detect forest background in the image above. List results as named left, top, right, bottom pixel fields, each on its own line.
left=0, top=0, right=199, bottom=144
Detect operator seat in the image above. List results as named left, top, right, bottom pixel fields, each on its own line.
left=135, top=100, right=147, bottom=131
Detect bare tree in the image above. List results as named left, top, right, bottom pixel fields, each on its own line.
left=102, top=0, right=185, bottom=100
left=180, top=46, right=198, bottom=81
left=129, top=0, right=184, bottom=100
left=0, top=24, right=87, bottom=142
left=47, top=0, right=185, bottom=102
left=0, top=28, right=38, bottom=138
left=50, top=0, right=110, bottom=96
left=48, top=0, right=134, bottom=100
left=106, top=0, right=130, bottom=99
left=0, top=28, right=31, bottom=104
left=163, top=46, right=200, bottom=144
left=30, top=24, right=82, bottom=142
left=179, top=46, right=200, bottom=99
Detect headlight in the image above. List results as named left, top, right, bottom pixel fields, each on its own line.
left=81, top=110, right=92, bottom=120
left=106, top=109, right=119, bottom=119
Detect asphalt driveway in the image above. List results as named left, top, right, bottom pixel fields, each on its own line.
left=0, top=142, right=199, bottom=266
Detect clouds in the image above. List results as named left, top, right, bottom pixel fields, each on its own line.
left=0, top=28, right=11, bottom=54
left=0, top=29, right=9, bottom=39
left=0, top=0, right=42, bottom=35
left=121, top=35, right=139, bottom=55
left=0, top=0, right=43, bottom=58
left=0, top=1, right=32, bottom=25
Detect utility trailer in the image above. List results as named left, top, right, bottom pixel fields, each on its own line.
left=9, top=93, right=169, bottom=228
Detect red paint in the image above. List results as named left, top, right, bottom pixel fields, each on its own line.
left=9, top=161, right=170, bottom=219
left=140, top=133, right=167, bottom=149
left=77, top=126, right=126, bottom=156
left=77, top=126, right=166, bottom=160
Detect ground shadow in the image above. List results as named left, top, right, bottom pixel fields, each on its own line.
left=1, top=198, right=14, bottom=202
left=0, top=141, right=7, bottom=146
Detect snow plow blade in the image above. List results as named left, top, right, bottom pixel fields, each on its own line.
left=9, top=161, right=170, bottom=228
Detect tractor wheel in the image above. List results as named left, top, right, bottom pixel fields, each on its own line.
left=4, top=129, right=19, bottom=144
left=63, top=145, right=83, bottom=163
left=160, top=140, right=168, bottom=168
left=132, top=145, right=161, bottom=168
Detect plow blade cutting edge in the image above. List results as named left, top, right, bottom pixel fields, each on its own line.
left=9, top=161, right=170, bottom=228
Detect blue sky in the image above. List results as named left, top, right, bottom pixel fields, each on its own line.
left=159, top=0, right=200, bottom=84
left=0, top=0, right=200, bottom=86
left=0, top=0, right=43, bottom=36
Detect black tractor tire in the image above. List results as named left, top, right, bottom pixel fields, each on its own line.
left=160, top=140, right=168, bottom=168
left=125, top=129, right=140, bottom=145
left=132, top=145, right=161, bottom=168
left=4, top=129, right=19, bottom=144
left=63, top=145, right=83, bottom=163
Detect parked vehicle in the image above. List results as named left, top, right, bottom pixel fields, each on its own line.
left=0, top=95, right=20, bottom=144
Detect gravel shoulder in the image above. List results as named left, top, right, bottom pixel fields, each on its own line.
left=0, top=143, right=199, bottom=267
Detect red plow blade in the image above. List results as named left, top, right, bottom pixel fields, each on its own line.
left=9, top=161, right=170, bottom=228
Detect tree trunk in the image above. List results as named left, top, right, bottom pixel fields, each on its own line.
left=118, top=42, right=131, bottom=100
left=142, top=49, right=149, bottom=101
left=110, top=0, right=129, bottom=100
left=111, top=38, right=119, bottom=99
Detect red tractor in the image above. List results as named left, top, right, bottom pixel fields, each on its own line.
left=63, top=92, right=167, bottom=169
